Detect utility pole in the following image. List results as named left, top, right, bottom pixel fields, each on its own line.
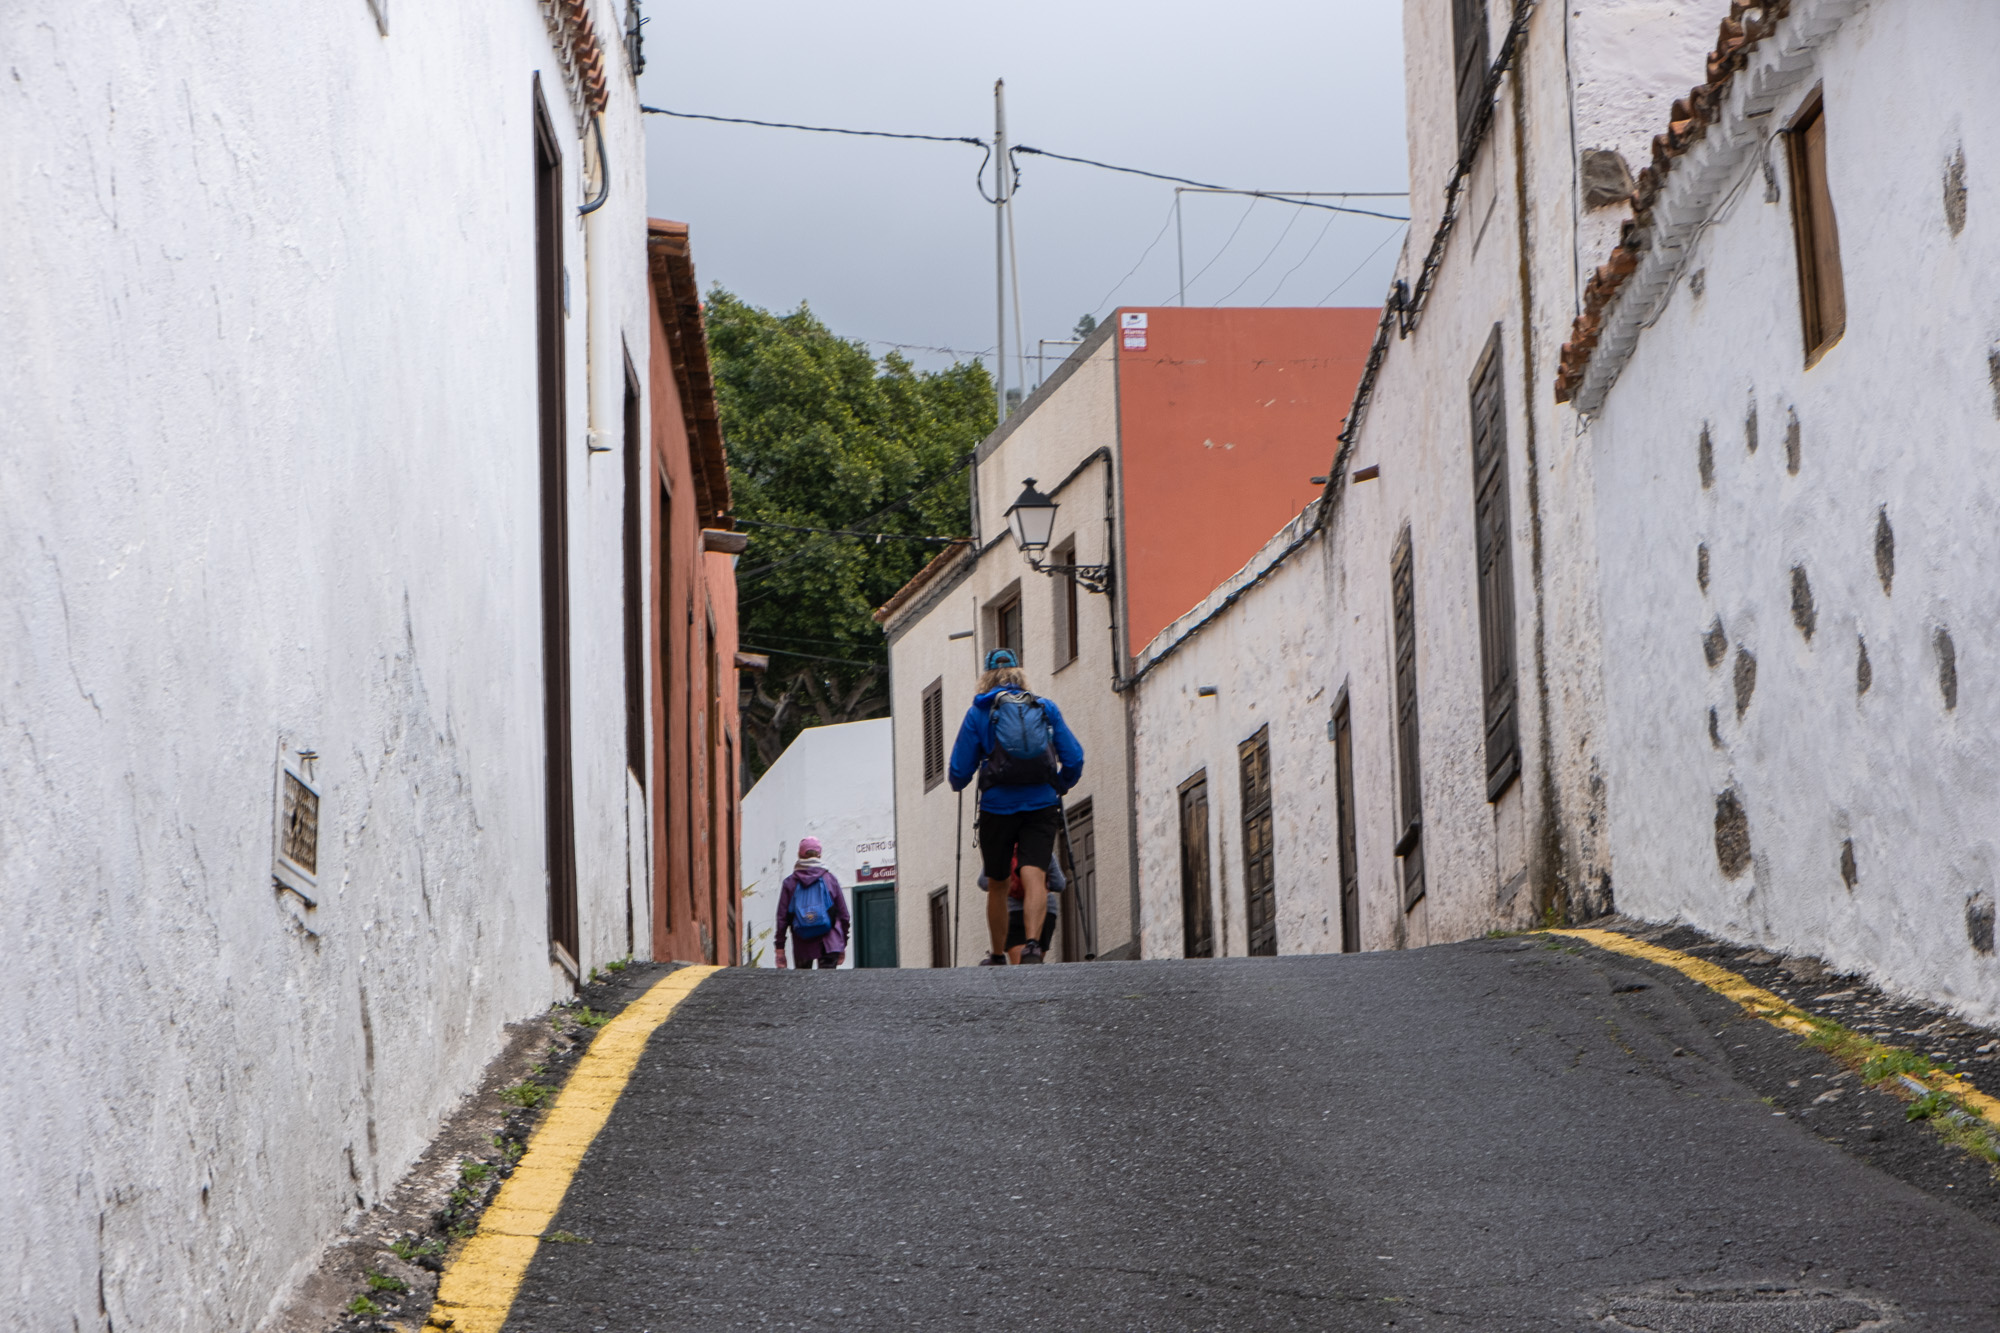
left=993, top=78, right=1009, bottom=422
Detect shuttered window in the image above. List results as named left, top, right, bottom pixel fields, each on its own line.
left=1179, top=772, right=1215, bottom=959
left=1331, top=688, right=1360, bottom=953
left=921, top=677, right=946, bottom=791
left=1469, top=328, right=1520, bottom=800
left=1786, top=89, right=1845, bottom=362
left=1451, top=0, right=1490, bottom=152
left=1392, top=529, right=1426, bottom=910
left=1239, top=727, right=1277, bottom=956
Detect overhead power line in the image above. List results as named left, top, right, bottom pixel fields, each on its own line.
left=734, top=517, right=959, bottom=545
left=640, top=105, right=984, bottom=147
left=1009, top=146, right=1409, bottom=220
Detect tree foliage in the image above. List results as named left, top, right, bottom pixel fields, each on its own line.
left=707, top=289, right=994, bottom=779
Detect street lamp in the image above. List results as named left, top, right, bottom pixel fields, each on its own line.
left=1003, top=478, right=1112, bottom=595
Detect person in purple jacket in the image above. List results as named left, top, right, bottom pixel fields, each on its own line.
left=774, top=836, right=850, bottom=970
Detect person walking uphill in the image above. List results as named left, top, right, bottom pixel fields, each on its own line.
left=949, top=649, right=1084, bottom=965
left=775, top=837, right=850, bottom=970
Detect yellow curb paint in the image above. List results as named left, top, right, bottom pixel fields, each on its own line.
left=425, top=966, right=719, bottom=1333
left=1549, top=928, right=2000, bottom=1124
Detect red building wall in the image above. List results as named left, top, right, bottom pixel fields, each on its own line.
left=1115, top=306, right=1378, bottom=650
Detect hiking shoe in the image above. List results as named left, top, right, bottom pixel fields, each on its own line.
left=978, top=952, right=1008, bottom=966
left=1018, top=941, right=1045, bottom=964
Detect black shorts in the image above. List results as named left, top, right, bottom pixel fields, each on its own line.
left=978, top=803, right=1061, bottom=884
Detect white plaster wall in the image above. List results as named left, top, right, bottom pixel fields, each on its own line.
left=1130, top=509, right=1341, bottom=957
left=739, top=719, right=894, bottom=968
left=0, top=3, right=654, bottom=1328
left=887, top=333, right=1136, bottom=965
left=1585, top=0, right=2000, bottom=1023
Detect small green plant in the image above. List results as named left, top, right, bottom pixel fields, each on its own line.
left=1862, top=1048, right=1935, bottom=1084
left=500, top=1080, right=551, bottom=1109
left=492, top=1135, right=525, bottom=1165
left=365, top=1270, right=407, bottom=1294
left=447, top=1186, right=474, bottom=1211
left=459, top=1160, right=492, bottom=1187
left=605, top=955, right=630, bottom=972
left=575, top=1006, right=611, bottom=1029
left=346, top=1295, right=382, bottom=1316
left=545, top=1229, right=593, bottom=1244
left=587, top=966, right=600, bottom=984
left=389, top=1236, right=444, bottom=1263
left=1907, top=1089, right=1952, bottom=1122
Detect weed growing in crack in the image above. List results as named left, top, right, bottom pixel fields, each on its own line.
left=389, top=1236, right=444, bottom=1264
left=576, top=1006, right=611, bottom=1029
left=606, top=956, right=630, bottom=972
left=1862, top=1048, right=1940, bottom=1083
left=500, top=1080, right=551, bottom=1109
left=459, top=1160, right=492, bottom=1188
left=364, top=1270, right=408, bottom=1294
left=493, top=1134, right=525, bottom=1165
left=346, top=1295, right=382, bottom=1316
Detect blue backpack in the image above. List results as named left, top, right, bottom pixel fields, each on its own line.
left=789, top=874, right=836, bottom=940
left=981, top=690, right=1059, bottom=787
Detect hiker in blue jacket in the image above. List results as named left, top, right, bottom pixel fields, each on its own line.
left=948, top=649, right=1085, bottom=965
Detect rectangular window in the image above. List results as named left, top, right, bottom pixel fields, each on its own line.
left=622, top=353, right=646, bottom=785
left=993, top=592, right=1023, bottom=666
left=1179, top=771, right=1215, bottom=958
left=1239, top=726, right=1277, bottom=957
left=1451, top=0, right=1490, bottom=151
left=1391, top=529, right=1426, bottom=910
left=929, top=887, right=951, bottom=968
left=1469, top=328, right=1520, bottom=800
left=921, top=677, right=946, bottom=791
left=1786, top=89, right=1845, bottom=362
left=1331, top=688, right=1360, bottom=953
left=534, top=77, right=579, bottom=970
left=1052, top=538, right=1079, bottom=668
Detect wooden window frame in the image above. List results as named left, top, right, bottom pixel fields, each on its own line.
left=1391, top=528, right=1426, bottom=911
left=989, top=586, right=1024, bottom=668
left=1051, top=537, right=1079, bottom=669
left=1785, top=88, right=1846, bottom=365
left=533, top=77, right=579, bottom=970
left=1238, top=725, right=1277, bottom=957
left=921, top=677, right=946, bottom=792
left=1451, top=0, right=1491, bottom=154
left=1178, top=770, right=1215, bottom=959
left=1331, top=686, right=1360, bottom=953
left=1469, top=326, right=1520, bottom=801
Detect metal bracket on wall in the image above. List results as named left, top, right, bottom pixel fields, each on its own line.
left=1024, top=555, right=1112, bottom=596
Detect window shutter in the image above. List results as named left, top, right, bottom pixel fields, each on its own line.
left=1391, top=529, right=1425, bottom=910
left=1469, top=329, right=1520, bottom=800
left=1451, top=0, right=1491, bottom=151
left=921, top=678, right=945, bottom=790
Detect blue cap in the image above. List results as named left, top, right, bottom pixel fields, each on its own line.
left=984, top=648, right=1019, bottom=670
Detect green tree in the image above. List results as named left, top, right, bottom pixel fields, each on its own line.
left=707, top=289, right=994, bottom=779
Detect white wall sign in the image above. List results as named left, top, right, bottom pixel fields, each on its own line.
left=856, top=836, right=896, bottom=884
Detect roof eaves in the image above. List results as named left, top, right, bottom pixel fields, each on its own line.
left=873, top=539, right=975, bottom=632
left=1555, top=0, right=1860, bottom=411
left=647, top=219, right=732, bottom=524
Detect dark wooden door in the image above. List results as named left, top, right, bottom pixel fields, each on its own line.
left=854, top=887, right=897, bottom=968
left=1179, top=774, right=1214, bottom=958
left=1332, top=692, right=1360, bottom=952
left=928, top=888, right=950, bottom=968
left=1240, top=728, right=1277, bottom=956
left=533, top=80, right=578, bottom=969
left=1392, top=530, right=1426, bottom=910
left=1058, top=799, right=1096, bottom=960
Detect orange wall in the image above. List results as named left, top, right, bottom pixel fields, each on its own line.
left=1115, top=306, right=1378, bottom=650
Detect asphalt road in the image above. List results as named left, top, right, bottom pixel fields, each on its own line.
left=503, top=939, right=2000, bottom=1331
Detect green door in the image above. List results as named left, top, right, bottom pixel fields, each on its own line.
left=854, top=886, right=897, bottom=968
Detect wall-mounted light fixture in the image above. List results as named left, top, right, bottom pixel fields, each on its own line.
left=1005, top=478, right=1112, bottom=594
left=1196, top=685, right=1219, bottom=697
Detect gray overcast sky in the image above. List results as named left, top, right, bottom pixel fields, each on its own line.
left=638, top=1, right=1408, bottom=380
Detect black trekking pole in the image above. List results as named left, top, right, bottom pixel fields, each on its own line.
left=952, top=788, right=964, bottom=967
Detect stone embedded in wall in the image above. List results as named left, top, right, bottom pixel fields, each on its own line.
left=1856, top=635, right=1872, bottom=696
left=1703, top=618, right=1728, bottom=668
left=1733, top=646, right=1757, bottom=718
left=1936, top=626, right=1958, bottom=710
left=1874, top=508, right=1894, bottom=594
left=1708, top=706, right=1722, bottom=749
left=1745, top=401, right=1759, bottom=455
left=1790, top=566, right=1816, bottom=640
left=1580, top=148, right=1637, bottom=210
left=1699, top=425, right=1715, bottom=489
left=1714, top=789, right=1752, bottom=879
left=1944, top=146, right=1968, bottom=238
left=1989, top=348, right=2000, bottom=422
left=1785, top=409, right=1801, bottom=475
left=1697, top=543, right=1710, bottom=593
left=1839, top=838, right=1857, bottom=892
left=1970, top=895, right=1996, bottom=956
left=1762, top=151, right=1782, bottom=204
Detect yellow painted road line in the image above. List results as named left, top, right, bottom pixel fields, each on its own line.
left=426, top=966, right=720, bottom=1333
left=1549, top=928, right=2000, bottom=1124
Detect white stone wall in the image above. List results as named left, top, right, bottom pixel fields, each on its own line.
left=740, top=719, right=894, bottom=968
left=0, top=3, right=654, bottom=1328
left=1130, top=510, right=1340, bottom=956
left=886, top=331, right=1137, bottom=965
left=1583, top=0, right=2000, bottom=1024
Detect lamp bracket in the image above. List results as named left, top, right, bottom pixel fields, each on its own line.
left=1025, top=554, right=1113, bottom=596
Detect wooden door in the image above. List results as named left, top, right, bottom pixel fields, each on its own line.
left=928, top=888, right=950, bottom=968
left=1179, top=773, right=1215, bottom=958
left=1058, top=799, right=1096, bottom=960
left=1239, top=728, right=1277, bottom=956
left=1332, top=691, right=1360, bottom=952
left=854, top=887, right=897, bottom=968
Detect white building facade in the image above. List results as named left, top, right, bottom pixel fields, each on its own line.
left=739, top=719, right=896, bottom=968
left=1561, top=0, right=2000, bottom=1023
left=1, top=3, right=664, bottom=1328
